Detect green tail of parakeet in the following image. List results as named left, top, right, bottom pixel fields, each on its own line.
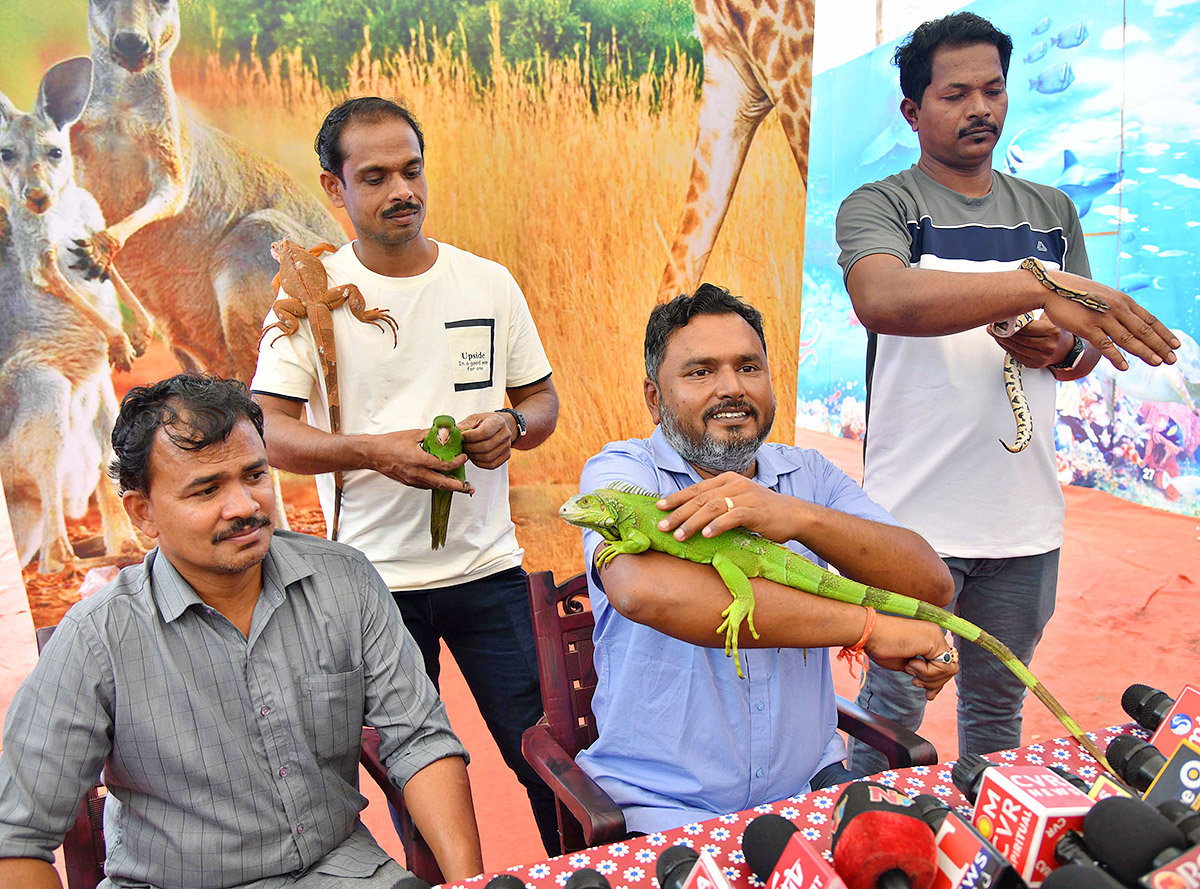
left=422, top=415, right=465, bottom=550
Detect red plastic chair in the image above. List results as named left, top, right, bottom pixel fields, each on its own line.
left=34, top=626, right=443, bottom=889
left=520, top=570, right=939, bottom=854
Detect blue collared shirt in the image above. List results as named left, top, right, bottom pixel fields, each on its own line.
left=0, top=531, right=465, bottom=889
left=575, top=428, right=899, bottom=833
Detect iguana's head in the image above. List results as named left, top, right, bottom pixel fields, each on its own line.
left=559, top=492, right=620, bottom=534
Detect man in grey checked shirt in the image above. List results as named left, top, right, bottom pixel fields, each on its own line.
left=0, top=374, right=484, bottom=889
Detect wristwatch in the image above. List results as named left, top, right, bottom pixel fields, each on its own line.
left=1050, top=335, right=1087, bottom=371
left=496, top=407, right=526, bottom=441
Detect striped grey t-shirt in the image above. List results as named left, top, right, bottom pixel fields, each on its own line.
left=836, top=165, right=1090, bottom=558
left=0, top=531, right=466, bottom=888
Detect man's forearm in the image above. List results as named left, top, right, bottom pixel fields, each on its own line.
left=509, top=380, right=558, bottom=451
left=848, top=257, right=1048, bottom=336
left=601, top=550, right=884, bottom=649
left=257, top=401, right=375, bottom=475
left=402, top=756, right=483, bottom=881
left=781, top=501, right=954, bottom=605
left=0, top=858, right=62, bottom=889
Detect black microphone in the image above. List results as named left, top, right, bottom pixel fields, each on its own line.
left=564, top=868, right=612, bottom=889
left=1047, top=766, right=1091, bottom=795
left=1040, top=863, right=1126, bottom=888
left=1083, top=796, right=1187, bottom=885
left=950, top=753, right=999, bottom=804
left=743, top=813, right=845, bottom=888
left=909, top=794, right=1025, bottom=889
left=1053, top=831, right=1098, bottom=869
left=1122, top=684, right=1175, bottom=733
left=1107, top=735, right=1167, bottom=792
left=485, top=877, right=526, bottom=889
left=657, top=846, right=700, bottom=889
left=830, top=782, right=938, bottom=889
left=1157, top=798, right=1200, bottom=848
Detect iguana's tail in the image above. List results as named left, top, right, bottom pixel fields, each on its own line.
left=799, top=568, right=1113, bottom=774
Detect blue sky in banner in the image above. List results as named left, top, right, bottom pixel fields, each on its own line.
left=799, top=0, right=1200, bottom=515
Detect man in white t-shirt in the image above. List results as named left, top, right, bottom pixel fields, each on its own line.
left=251, top=97, right=560, bottom=852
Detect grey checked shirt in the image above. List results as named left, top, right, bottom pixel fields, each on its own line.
left=0, top=531, right=466, bottom=888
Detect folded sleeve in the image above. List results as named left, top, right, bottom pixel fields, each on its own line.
left=356, top=554, right=467, bottom=790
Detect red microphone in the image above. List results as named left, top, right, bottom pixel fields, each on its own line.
left=964, top=765, right=1093, bottom=886
left=743, top=813, right=848, bottom=889
left=829, top=782, right=938, bottom=889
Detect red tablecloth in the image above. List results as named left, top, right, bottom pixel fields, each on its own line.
left=449, top=724, right=1146, bottom=889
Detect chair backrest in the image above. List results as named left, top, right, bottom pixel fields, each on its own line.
left=525, top=571, right=599, bottom=757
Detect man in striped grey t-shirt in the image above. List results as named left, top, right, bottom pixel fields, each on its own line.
left=835, top=12, right=1179, bottom=776
left=0, top=375, right=483, bottom=889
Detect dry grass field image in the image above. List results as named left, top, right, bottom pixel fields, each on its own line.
left=4, top=3, right=807, bottom=613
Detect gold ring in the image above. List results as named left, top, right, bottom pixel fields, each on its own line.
left=724, top=496, right=735, bottom=511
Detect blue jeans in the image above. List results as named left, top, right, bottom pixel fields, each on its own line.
left=391, top=566, right=559, bottom=856
left=848, top=550, right=1059, bottom=777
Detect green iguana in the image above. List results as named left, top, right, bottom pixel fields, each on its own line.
left=560, top=483, right=1113, bottom=773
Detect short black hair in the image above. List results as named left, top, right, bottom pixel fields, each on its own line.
left=644, top=284, right=768, bottom=384
left=315, top=96, right=425, bottom=181
left=110, top=373, right=265, bottom=495
left=894, top=12, right=1013, bottom=105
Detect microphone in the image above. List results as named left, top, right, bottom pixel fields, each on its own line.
left=963, top=762, right=1094, bottom=885
left=653, top=844, right=736, bottom=889
left=1157, top=798, right=1200, bottom=848
left=657, top=846, right=700, bottom=889
left=829, top=782, right=938, bottom=889
left=1046, top=767, right=1090, bottom=795
left=1108, top=734, right=1200, bottom=808
left=484, top=877, right=526, bottom=889
left=1039, top=864, right=1125, bottom=888
left=1123, top=684, right=1176, bottom=733
left=1052, top=831, right=1097, bottom=869
left=950, top=753, right=999, bottom=804
left=1082, top=796, right=1187, bottom=886
left=1140, top=683, right=1200, bottom=754
left=564, top=868, right=612, bottom=889
left=909, top=795, right=1024, bottom=889
left=742, top=813, right=848, bottom=889
left=1107, top=735, right=1167, bottom=792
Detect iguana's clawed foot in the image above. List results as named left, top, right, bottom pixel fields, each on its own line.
left=595, top=543, right=622, bottom=569
left=258, top=316, right=301, bottom=349
left=717, top=599, right=759, bottom=680
left=357, top=308, right=399, bottom=346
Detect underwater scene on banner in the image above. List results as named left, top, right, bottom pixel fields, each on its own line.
left=800, top=0, right=1200, bottom=515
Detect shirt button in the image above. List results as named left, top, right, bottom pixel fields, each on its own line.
left=260, top=706, right=271, bottom=717
left=279, top=767, right=289, bottom=778
left=296, top=823, right=304, bottom=834
left=755, top=702, right=765, bottom=711
left=755, top=768, right=764, bottom=778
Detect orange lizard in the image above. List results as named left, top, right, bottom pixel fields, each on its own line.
left=260, top=238, right=399, bottom=540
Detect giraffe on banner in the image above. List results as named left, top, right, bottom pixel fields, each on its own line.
left=658, top=0, right=816, bottom=302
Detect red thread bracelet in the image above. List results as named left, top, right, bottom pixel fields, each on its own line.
left=836, top=606, right=876, bottom=684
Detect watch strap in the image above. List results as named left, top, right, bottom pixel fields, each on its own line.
left=1049, top=334, right=1087, bottom=371
left=496, top=407, right=526, bottom=439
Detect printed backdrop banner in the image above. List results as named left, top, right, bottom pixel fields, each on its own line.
left=798, top=0, right=1200, bottom=516
left=0, top=0, right=813, bottom=617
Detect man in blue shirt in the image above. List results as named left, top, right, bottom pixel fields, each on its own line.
left=575, top=286, right=959, bottom=833
left=0, top=375, right=483, bottom=889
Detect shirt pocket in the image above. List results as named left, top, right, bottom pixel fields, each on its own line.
left=301, top=666, right=365, bottom=766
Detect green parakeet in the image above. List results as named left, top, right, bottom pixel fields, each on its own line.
left=422, top=415, right=464, bottom=550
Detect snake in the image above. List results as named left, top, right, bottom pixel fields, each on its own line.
left=989, top=258, right=1111, bottom=454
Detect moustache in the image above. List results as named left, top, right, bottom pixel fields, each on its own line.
left=382, top=202, right=421, bottom=219
left=212, top=514, right=271, bottom=544
left=959, top=122, right=998, bottom=138
left=703, top=401, right=759, bottom=422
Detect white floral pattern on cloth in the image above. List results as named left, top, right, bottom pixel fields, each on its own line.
left=449, top=725, right=1147, bottom=889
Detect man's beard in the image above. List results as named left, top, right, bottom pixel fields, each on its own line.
left=658, top=399, right=773, bottom=475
